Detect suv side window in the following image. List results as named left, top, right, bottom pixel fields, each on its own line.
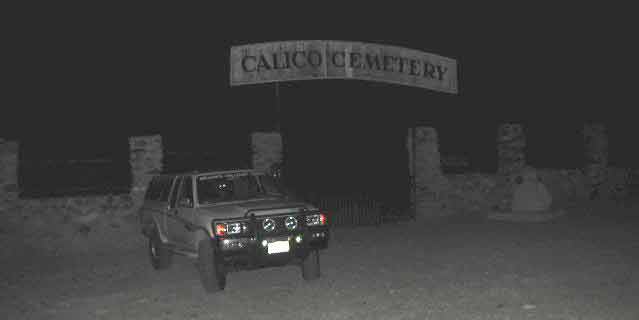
left=177, top=176, right=194, bottom=208
left=145, top=177, right=159, bottom=200
left=159, top=176, right=176, bottom=202
left=168, top=177, right=182, bottom=209
left=146, top=176, right=166, bottom=201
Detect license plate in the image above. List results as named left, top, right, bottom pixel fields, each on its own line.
left=267, top=240, right=290, bottom=254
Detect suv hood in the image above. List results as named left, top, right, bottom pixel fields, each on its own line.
left=197, top=198, right=318, bottom=220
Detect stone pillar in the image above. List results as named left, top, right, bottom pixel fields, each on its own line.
left=0, top=139, right=19, bottom=202
left=583, top=123, right=608, bottom=199
left=497, top=123, right=526, bottom=176
left=129, top=135, right=163, bottom=208
left=251, top=131, right=283, bottom=172
left=407, top=127, right=449, bottom=219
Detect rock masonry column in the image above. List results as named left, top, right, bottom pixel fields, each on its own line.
left=0, top=139, right=19, bottom=202
left=583, top=123, right=608, bottom=199
left=129, top=135, right=163, bottom=208
left=407, top=127, right=449, bottom=219
left=251, top=131, right=283, bottom=172
left=497, top=123, right=526, bottom=176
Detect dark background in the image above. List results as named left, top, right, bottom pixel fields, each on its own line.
left=2, top=4, right=636, bottom=203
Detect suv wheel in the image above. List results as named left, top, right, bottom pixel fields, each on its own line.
left=302, top=249, right=321, bottom=280
left=198, top=239, right=226, bottom=292
left=149, top=228, right=172, bottom=270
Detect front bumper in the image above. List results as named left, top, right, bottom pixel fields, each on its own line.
left=215, top=226, right=329, bottom=270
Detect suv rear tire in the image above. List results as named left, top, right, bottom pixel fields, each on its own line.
left=149, top=228, right=172, bottom=270
left=198, top=239, right=226, bottom=293
left=302, top=249, right=321, bottom=280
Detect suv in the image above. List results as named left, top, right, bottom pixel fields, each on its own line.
left=138, top=169, right=329, bottom=292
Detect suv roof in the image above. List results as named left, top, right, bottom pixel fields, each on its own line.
left=152, top=168, right=266, bottom=178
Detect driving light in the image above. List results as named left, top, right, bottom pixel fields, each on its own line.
left=295, top=235, right=303, bottom=243
left=262, top=218, right=276, bottom=232
left=285, top=216, right=298, bottom=230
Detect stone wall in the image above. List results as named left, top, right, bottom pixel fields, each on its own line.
left=1, top=123, right=635, bottom=235
left=630, top=169, right=639, bottom=195
left=583, top=123, right=608, bottom=199
left=0, top=193, right=141, bottom=258
left=443, top=173, right=497, bottom=213
left=442, top=166, right=637, bottom=215
left=0, top=135, right=163, bottom=225
left=598, top=166, right=633, bottom=200
left=406, top=122, right=634, bottom=217
left=407, top=127, right=450, bottom=218
left=537, top=169, right=589, bottom=206
left=440, top=168, right=590, bottom=214
left=129, top=135, right=163, bottom=209
left=0, top=135, right=162, bottom=210
left=251, top=131, right=283, bottom=172
left=0, top=139, right=19, bottom=202
left=497, top=123, right=526, bottom=175
left=0, top=135, right=162, bottom=257
left=441, top=168, right=590, bottom=214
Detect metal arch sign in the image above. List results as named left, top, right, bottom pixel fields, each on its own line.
left=230, top=40, right=458, bottom=94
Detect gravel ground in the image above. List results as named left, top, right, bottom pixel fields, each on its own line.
left=1, top=200, right=638, bottom=320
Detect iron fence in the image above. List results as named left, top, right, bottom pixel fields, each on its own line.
left=305, top=194, right=384, bottom=227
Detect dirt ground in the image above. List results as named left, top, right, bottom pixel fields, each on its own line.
left=1, top=199, right=638, bottom=320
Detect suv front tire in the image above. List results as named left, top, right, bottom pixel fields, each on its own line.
left=149, top=228, right=172, bottom=270
left=198, top=239, right=227, bottom=293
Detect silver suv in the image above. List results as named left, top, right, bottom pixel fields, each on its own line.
left=138, top=169, right=329, bottom=292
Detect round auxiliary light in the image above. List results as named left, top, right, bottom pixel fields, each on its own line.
left=284, top=216, right=298, bottom=230
left=262, top=218, right=276, bottom=232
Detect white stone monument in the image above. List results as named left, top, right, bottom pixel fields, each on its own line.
left=511, top=167, right=552, bottom=212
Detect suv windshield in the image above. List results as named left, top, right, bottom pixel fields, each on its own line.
left=196, top=173, right=284, bottom=205
left=259, top=174, right=286, bottom=196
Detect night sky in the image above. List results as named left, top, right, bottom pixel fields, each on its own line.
left=3, top=5, right=636, bottom=199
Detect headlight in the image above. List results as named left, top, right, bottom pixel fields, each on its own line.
left=214, top=222, right=246, bottom=237
left=262, top=218, right=276, bottom=232
left=305, top=213, right=327, bottom=226
left=284, top=216, right=298, bottom=230
left=226, top=222, right=243, bottom=234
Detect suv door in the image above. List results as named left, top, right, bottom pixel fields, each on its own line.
left=166, top=176, right=184, bottom=246
left=166, top=176, right=196, bottom=249
left=150, top=175, right=175, bottom=238
left=176, top=176, right=196, bottom=248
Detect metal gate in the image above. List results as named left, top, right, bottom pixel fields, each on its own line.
left=305, top=193, right=383, bottom=227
